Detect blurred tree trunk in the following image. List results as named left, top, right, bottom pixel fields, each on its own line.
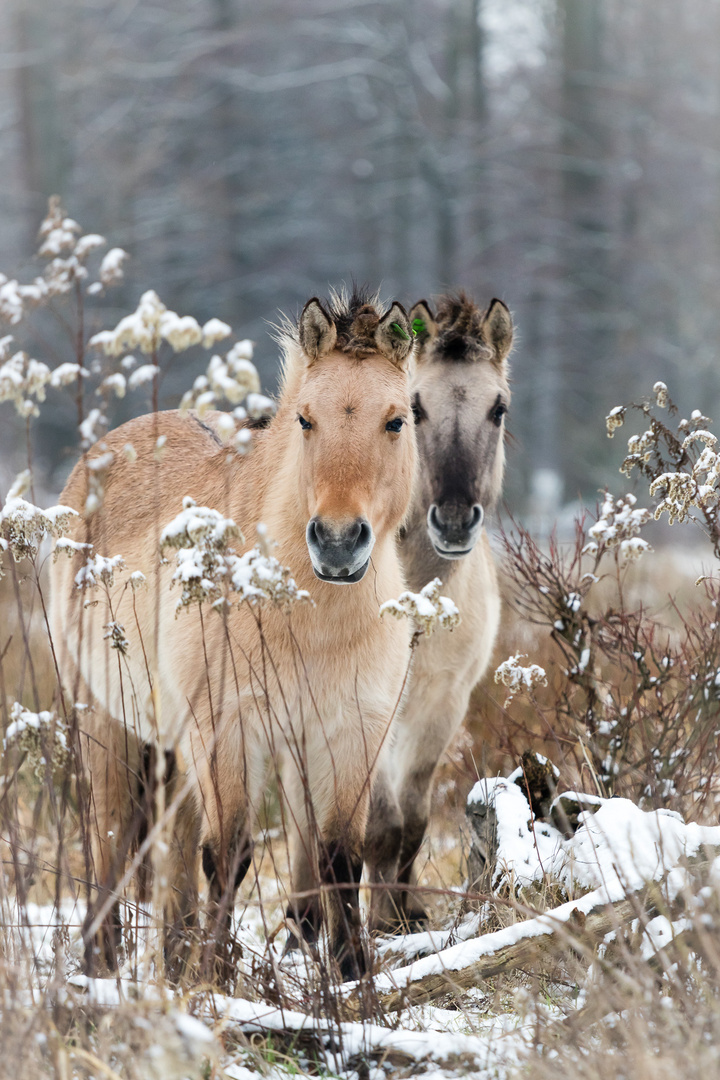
left=14, top=0, right=69, bottom=239
left=389, top=0, right=417, bottom=296
left=429, top=0, right=487, bottom=290
left=556, top=0, right=614, bottom=490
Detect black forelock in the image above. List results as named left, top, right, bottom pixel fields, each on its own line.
left=433, top=291, right=493, bottom=364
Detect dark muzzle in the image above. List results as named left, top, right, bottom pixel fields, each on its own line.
left=306, top=516, right=374, bottom=582
left=427, top=502, right=484, bottom=559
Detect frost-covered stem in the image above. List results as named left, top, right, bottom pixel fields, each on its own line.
left=151, top=741, right=168, bottom=985
left=198, top=603, right=224, bottom=858
left=75, top=276, right=85, bottom=429
left=131, top=591, right=154, bottom=695
left=6, top=556, right=40, bottom=710
left=31, top=570, right=76, bottom=916
left=32, top=569, right=70, bottom=727
left=0, top=631, right=9, bottom=733
left=24, top=415, right=35, bottom=504
left=198, top=604, right=217, bottom=738
left=151, top=344, right=159, bottom=417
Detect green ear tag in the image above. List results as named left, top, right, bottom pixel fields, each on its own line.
left=391, top=322, right=410, bottom=341
left=411, top=318, right=426, bottom=336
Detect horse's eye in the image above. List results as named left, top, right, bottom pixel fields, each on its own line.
left=491, top=402, right=507, bottom=427
left=298, top=414, right=312, bottom=431
left=411, top=394, right=427, bottom=425
left=386, top=417, right=405, bottom=433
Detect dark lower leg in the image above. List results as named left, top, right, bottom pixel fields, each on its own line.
left=365, top=781, right=405, bottom=933
left=163, top=792, right=200, bottom=981
left=201, top=835, right=252, bottom=986
left=83, top=727, right=143, bottom=974
left=395, top=812, right=430, bottom=928
left=83, top=898, right=123, bottom=974
left=320, top=840, right=366, bottom=981
left=285, top=894, right=321, bottom=949
left=284, top=836, right=322, bottom=953
left=134, top=744, right=179, bottom=901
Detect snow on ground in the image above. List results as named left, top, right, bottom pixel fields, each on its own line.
left=3, top=775, right=720, bottom=1078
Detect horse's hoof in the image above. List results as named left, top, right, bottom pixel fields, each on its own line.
left=282, top=931, right=301, bottom=957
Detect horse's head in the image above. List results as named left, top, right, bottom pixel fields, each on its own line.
left=285, top=289, right=416, bottom=583
left=408, top=293, right=513, bottom=559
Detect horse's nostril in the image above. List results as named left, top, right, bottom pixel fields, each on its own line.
left=346, top=519, right=362, bottom=545
left=357, top=520, right=372, bottom=549
left=428, top=504, right=442, bottom=531
left=309, top=517, right=328, bottom=545
left=309, top=516, right=371, bottom=552
left=469, top=504, right=484, bottom=530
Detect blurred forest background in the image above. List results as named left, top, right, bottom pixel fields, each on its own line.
left=1, top=0, right=719, bottom=514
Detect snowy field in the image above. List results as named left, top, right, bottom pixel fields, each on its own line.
left=4, top=759, right=720, bottom=1080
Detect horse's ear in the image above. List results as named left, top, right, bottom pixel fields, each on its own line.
left=375, top=302, right=413, bottom=368
left=299, top=298, right=337, bottom=362
left=409, top=301, right=437, bottom=362
left=480, top=299, right=513, bottom=365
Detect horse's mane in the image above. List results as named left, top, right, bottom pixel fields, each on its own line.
left=274, top=284, right=387, bottom=364
left=432, top=291, right=493, bottom=364
left=324, top=284, right=384, bottom=355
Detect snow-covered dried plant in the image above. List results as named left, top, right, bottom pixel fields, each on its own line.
left=89, top=289, right=228, bottom=359
left=0, top=196, right=127, bottom=328
left=585, top=491, right=653, bottom=562
left=0, top=475, right=78, bottom=565
left=37, top=195, right=127, bottom=299
left=502, top=481, right=720, bottom=810
left=160, top=499, right=310, bottom=613
left=73, top=552, right=126, bottom=590
left=379, top=577, right=460, bottom=636
left=0, top=196, right=134, bottom=467
left=605, top=405, right=625, bottom=438
left=3, top=702, right=69, bottom=779
left=648, top=427, right=720, bottom=526
left=605, top=383, right=720, bottom=556
left=224, top=543, right=312, bottom=611
left=129, top=569, right=146, bottom=591
left=0, top=339, right=53, bottom=418
left=160, top=498, right=242, bottom=610
left=178, top=338, right=267, bottom=424
left=494, top=654, right=548, bottom=703
left=103, top=621, right=129, bottom=655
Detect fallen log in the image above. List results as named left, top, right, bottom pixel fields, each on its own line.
left=349, top=885, right=653, bottom=1017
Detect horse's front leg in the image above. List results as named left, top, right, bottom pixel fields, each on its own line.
left=391, top=677, right=474, bottom=930
left=192, top=723, right=257, bottom=988
left=285, top=725, right=372, bottom=982
left=365, top=757, right=405, bottom=934
left=283, top=765, right=323, bottom=954
left=81, top=710, right=144, bottom=974
left=319, top=814, right=367, bottom=981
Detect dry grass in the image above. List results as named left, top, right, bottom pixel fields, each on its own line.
left=2, top=517, right=719, bottom=1078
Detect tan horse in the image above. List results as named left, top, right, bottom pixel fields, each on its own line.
left=49, top=288, right=417, bottom=979
left=365, top=293, right=513, bottom=930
